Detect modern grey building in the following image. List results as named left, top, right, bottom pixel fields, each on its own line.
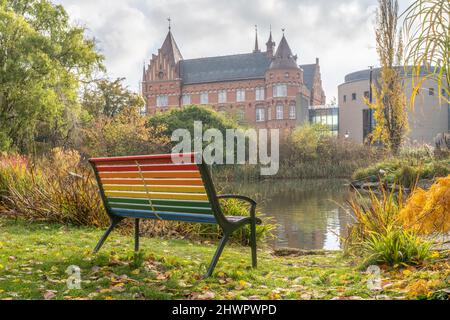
left=338, top=67, right=449, bottom=145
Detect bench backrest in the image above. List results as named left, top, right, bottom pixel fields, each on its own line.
left=89, top=153, right=228, bottom=226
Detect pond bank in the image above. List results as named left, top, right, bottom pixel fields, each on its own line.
left=0, top=218, right=448, bottom=300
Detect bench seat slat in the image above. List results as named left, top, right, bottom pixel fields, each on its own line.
left=99, top=179, right=204, bottom=186
left=106, top=198, right=212, bottom=208
left=90, top=153, right=196, bottom=163
left=104, top=190, right=208, bottom=201
left=108, top=203, right=213, bottom=215
left=93, top=159, right=183, bottom=166
left=110, top=208, right=249, bottom=225
left=102, top=185, right=206, bottom=194
left=99, top=171, right=201, bottom=179
left=111, top=209, right=218, bottom=224
left=96, top=164, right=198, bottom=172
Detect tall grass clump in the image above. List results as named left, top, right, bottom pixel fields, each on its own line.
left=344, top=185, right=432, bottom=268
left=0, top=149, right=108, bottom=227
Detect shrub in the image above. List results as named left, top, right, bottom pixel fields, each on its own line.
left=81, top=106, right=170, bottom=158
left=279, top=124, right=385, bottom=180
left=352, top=157, right=450, bottom=187
left=147, top=105, right=238, bottom=150
left=399, top=175, right=450, bottom=235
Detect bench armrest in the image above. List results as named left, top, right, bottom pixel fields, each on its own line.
left=217, top=195, right=257, bottom=219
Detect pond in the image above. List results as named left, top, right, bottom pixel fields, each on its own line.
left=222, top=179, right=355, bottom=251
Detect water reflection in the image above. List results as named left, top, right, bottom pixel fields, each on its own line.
left=222, top=179, right=354, bottom=250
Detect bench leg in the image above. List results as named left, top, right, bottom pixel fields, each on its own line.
left=134, top=219, right=140, bottom=252
left=93, top=217, right=122, bottom=254
left=205, top=233, right=229, bottom=278
left=251, top=220, right=257, bottom=268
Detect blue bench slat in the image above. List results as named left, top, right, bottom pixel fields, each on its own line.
left=110, top=208, right=219, bottom=224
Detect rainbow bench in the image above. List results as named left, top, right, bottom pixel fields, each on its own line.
left=89, top=153, right=261, bottom=277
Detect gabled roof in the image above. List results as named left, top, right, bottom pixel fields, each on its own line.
left=180, top=52, right=271, bottom=85
left=270, top=35, right=299, bottom=70
left=301, top=63, right=317, bottom=92
left=160, top=31, right=183, bottom=66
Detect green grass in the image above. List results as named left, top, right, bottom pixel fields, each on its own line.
left=0, top=218, right=448, bottom=300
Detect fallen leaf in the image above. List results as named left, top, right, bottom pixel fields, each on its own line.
left=43, top=290, right=57, bottom=300
left=197, top=291, right=215, bottom=300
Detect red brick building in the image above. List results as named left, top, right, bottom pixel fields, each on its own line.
left=142, top=27, right=326, bottom=130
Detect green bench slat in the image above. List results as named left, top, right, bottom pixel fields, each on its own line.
left=107, top=197, right=212, bottom=208
left=107, top=202, right=214, bottom=215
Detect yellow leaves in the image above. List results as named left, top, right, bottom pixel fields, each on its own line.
left=430, top=251, right=440, bottom=259
left=399, top=175, right=450, bottom=235
left=406, top=280, right=429, bottom=299
left=268, top=292, right=282, bottom=300
left=402, top=269, right=413, bottom=277
left=0, top=264, right=4, bottom=270
left=235, top=280, right=252, bottom=291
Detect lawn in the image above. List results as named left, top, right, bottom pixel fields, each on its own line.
left=0, top=218, right=448, bottom=300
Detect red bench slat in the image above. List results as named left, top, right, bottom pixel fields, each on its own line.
left=96, top=164, right=198, bottom=172
left=90, top=153, right=197, bottom=163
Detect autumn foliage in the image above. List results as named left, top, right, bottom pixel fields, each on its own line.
left=400, top=175, right=450, bottom=235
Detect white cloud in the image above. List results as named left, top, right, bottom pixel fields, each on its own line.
left=54, top=0, right=413, bottom=103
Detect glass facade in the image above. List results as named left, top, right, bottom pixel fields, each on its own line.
left=309, top=106, right=339, bottom=135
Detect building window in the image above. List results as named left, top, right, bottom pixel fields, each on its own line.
left=267, top=107, right=272, bottom=121
left=289, top=104, right=296, bottom=119
left=255, top=87, right=265, bottom=101
left=200, top=92, right=209, bottom=105
left=218, top=90, right=227, bottom=104
left=273, top=84, right=288, bottom=98
left=276, top=104, right=284, bottom=120
left=236, top=89, right=246, bottom=102
left=352, top=93, right=357, bottom=101
left=364, top=91, right=370, bottom=99
left=256, top=108, right=265, bottom=122
left=237, top=109, right=245, bottom=121
left=343, top=95, right=347, bottom=103
left=429, top=88, right=434, bottom=96
left=182, top=94, right=191, bottom=105
left=156, top=95, right=168, bottom=107
left=285, top=72, right=290, bottom=79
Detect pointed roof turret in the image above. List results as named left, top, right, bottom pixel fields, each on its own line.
left=269, top=32, right=298, bottom=69
left=253, top=25, right=260, bottom=53
left=160, top=28, right=183, bottom=67
left=142, top=61, right=146, bottom=81
left=266, top=25, right=276, bottom=57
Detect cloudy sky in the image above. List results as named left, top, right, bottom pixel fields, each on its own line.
left=54, top=0, right=411, bottom=102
